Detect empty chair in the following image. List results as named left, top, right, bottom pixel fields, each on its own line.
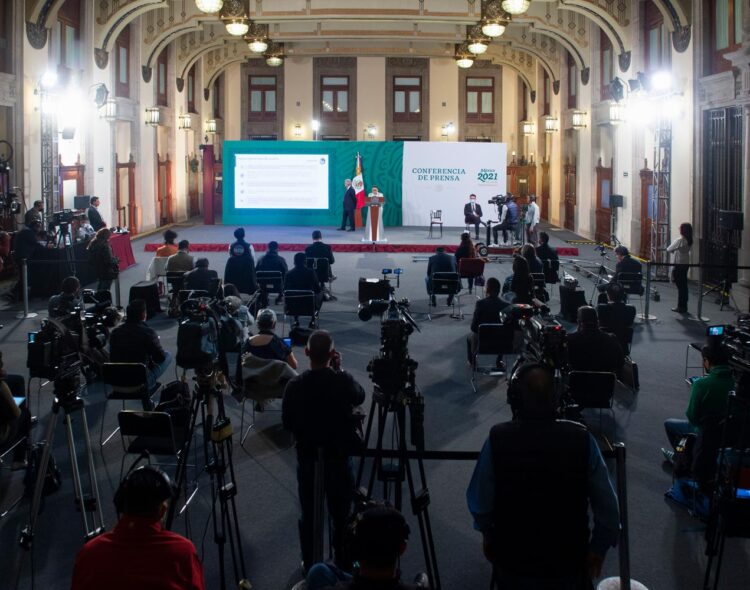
left=428, top=210, right=443, bottom=238
left=566, top=371, right=617, bottom=440
left=542, top=258, right=560, bottom=284
left=428, top=272, right=462, bottom=320
left=471, top=323, right=515, bottom=393
left=306, top=257, right=335, bottom=298
left=283, top=289, right=318, bottom=332
left=458, top=257, right=485, bottom=295
left=100, top=363, right=160, bottom=447
left=257, top=270, right=284, bottom=306
left=530, top=272, right=549, bottom=302
left=117, top=410, right=187, bottom=480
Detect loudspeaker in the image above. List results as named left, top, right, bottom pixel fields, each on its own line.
left=61, top=127, right=75, bottom=140
left=610, top=194, right=624, bottom=208
left=74, top=195, right=92, bottom=210
left=718, top=210, right=743, bottom=231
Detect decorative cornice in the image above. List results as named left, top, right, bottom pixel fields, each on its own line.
left=25, top=21, right=48, bottom=50
left=176, top=78, right=185, bottom=92
left=142, top=66, right=153, bottom=83
left=672, top=25, right=691, bottom=53
left=95, top=48, right=109, bottom=69
left=618, top=51, right=631, bottom=72
left=580, top=66, right=590, bottom=86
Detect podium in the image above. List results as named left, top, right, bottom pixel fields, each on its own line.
left=363, top=195, right=386, bottom=243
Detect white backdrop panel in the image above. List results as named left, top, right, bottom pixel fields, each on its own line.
left=401, top=142, right=507, bottom=227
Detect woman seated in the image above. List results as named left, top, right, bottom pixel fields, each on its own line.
left=455, top=231, right=479, bottom=290
left=520, top=244, right=543, bottom=274
left=242, top=308, right=297, bottom=369
left=155, top=229, right=178, bottom=258
left=223, top=283, right=255, bottom=336
left=503, top=255, right=534, bottom=305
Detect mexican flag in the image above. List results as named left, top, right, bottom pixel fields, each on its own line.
left=353, top=152, right=366, bottom=209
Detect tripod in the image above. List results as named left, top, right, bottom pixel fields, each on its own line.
left=355, top=381, right=441, bottom=589
left=587, top=255, right=611, bottom=306
left=48, top=222, right=76, bottom=277
left=19, top=370, right=105, bottom=551
left=166, top=366, right=250, bottom=590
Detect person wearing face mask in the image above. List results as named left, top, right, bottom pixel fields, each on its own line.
left=463, top=194, right=483, bottom=241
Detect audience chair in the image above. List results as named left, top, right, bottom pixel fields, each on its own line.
left=530, top=273, right=549, bottom=302
left=257, top=270, right=284, bottom=305
left=165, top=271, right=186, bottom=317
left=147, top=256, right=169, bottom=292
left=471, top=323, right=515, bottom=393
left=306, top=257, right=335, bottom=299
left=616, top=272, right=646, bottom=316
left=428, top=210, right=443, bottom=238
left=428, top=272, right=462, bottom=320
left=239, top=394, right=282, bottom=445
left=458, top=258, right=485, bottom=296
left=282, top=289, right=318, bottom=334
left=566, top=371, right=617, bottom=441
left=100, top=363, right=160, bottom=448
left=542, top=258, right=560, bottom=284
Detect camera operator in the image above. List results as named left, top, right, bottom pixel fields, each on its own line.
left=491, top=197, right=510, bottom=246
left=109, top=299, right=172, bottom=393
left=306, top=504, right=425, bottom=590
left=467, top=364, right=620, bottom=588
left=48, top=276, right=82, bottom=318
left=567, top=306, right=624, bottom=377
left=468, top=277, right=509, bottom=371
left=0, top=351, right=31, bottom=470
left=282, top=330, right=365, bottom=572
left=463, top=194, right=483, bottom=241
left=24, top=200, right=44, bottom=228
left=661, top=344, right=733, bottom=463
left=71, top=466, right=204, bottom=590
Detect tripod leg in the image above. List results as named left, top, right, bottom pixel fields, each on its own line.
left=78, top=404, right=106, bottom=533
left=355, top=397, right=377, bottom=490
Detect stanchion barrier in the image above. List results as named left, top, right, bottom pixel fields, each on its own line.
left=114, top=275, right=121, bottom=308
left=15, top=259, right=38, bottom=320
left=694, top=265, right=710, bottom=323
left=639, top=262, right=656, bottom=322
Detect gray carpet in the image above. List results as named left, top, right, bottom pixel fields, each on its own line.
left=0, top=223, right=748, bottom=590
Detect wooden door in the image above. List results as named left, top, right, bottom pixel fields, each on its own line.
left=59, top=154, right=85, bottom=210
left=639, top=165, right=654, bottom=259
left=157, top=153, right=173, bottom=225
left=506, top=162, right=537, bottom=206
left=187, top=153, right=201, bottom=218
left=594, top=158, right=613, bottom=244
left=540, top=161, right=550, bottom=221
left=115, top=153, right=137, bottom=234
left=564, top=158, right=576, bottom=231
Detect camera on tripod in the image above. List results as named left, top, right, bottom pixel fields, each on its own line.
left=27, top=318, right=83, bottom=382
left=488, top=194, right=507, bottom=206
left=707, top=320, right=750, bottom=397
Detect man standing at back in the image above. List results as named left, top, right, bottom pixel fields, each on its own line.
left=283, top=330, right=365, bottom=572
left=339, top=179, right=357, bottom=232
left=467, top=365, right=620, bottom=589
left=87, top=196, right=106, bottom=232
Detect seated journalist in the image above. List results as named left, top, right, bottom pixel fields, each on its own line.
left=467, top=364, right=620, bottom=589
left=109, top=299, right=172, bottom=392
left=425, top=246, right=457, bottom=307
left=183, top=257, right=219, bottom=292
left=155, top=229, right=178, bottom=258
left=467, top=277, right=509, bottom=371
left=165, top=240, right=194, bottom=273
left=596, top=283, right=636, bottom=352
left=71, top=466, right=204, bottom=590
left=242, top=308, right=297, bottom=369
left=285, top=252, right=324, bottom=329
left=48, top=276, right=83, bottom=318
left=614, top=246, right=642, bottom=279
left=256, top=241, right=289, bottom=305
left=567, top=306, right=625, bottom=377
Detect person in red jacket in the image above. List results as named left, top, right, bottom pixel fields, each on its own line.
left=71, top=466, right=204, bottom=590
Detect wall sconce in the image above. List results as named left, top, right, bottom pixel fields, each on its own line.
left=366, top=124, right=377, bottom=139
left=609, top=102, right=625, bottom=126
left=178, top=113, right=192, bottom=131
left=293, top=123, right=302, bottom=137
left=571, top=110, right=588, bottom=130
left=99, top=98, right=117, bottom=122
left=311, top=119, right=320, bottom=140
left=543, top=116, right=559, bottom=133
left=145, top=107, right=161, bottom=127
left=522, top=121, right=535, bottom=136
left=205, top=119, right=217, bottom=134
left=441, top=122, right=455, bottom=138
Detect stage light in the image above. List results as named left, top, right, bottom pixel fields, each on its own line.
left=99, top=98, right=117, bottom=122
left=225, top=18, right=249, bottom=36
left=456, top=56, right=474, bottom=68
left=293, top=124, right=302, bottom=137
left=609, top=102, right=625, bottom=125
left=311, top=119, right=320, bottom=132
left=441, top=122, right=455, bottom=137
left=609, top=78, right=626, bottom=102
left=205, top=119, right=217, bottom=134
left=651, top=70, right=673, bottom=92
left=40, top=70, right=58, bottom=90
left=195, top=0, right=223, bottom=13
left=265, top=55, right=283, bottom=67
left=178, top=113, right=193, bottom=130
left=145, top=107, right=161, bottom=127
left=501, top=0, right=530, bottom=16
left=468, top=40, right=489, bottom=55
left=522, top=120, right=535, bottom=136
left=482, top=20, right=507, bottom=38
left=248, top=39, right=268, bottom=53
left=571, top=110, right=587, bottom=130
left=89, top=83, right=109, bottom=108
left=543, top=115, right=559, bottom=133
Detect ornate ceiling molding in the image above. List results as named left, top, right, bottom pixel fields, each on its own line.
left=94, top=0, right=167, bottom=56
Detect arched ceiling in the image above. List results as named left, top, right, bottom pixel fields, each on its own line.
left=26, top=0, right=692, bottom=85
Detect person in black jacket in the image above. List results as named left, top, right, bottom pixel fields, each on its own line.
left=24, top=201, right=44, bottom=228
left=507, top=255, right=533, bottom=305
left=468, top=277, right=509, bottom=371
left=224, top=249, right=257, bottom=296
left=282, top=330, right=365, bottom=572
left=536, top=232, right=559, bottom=283
left=520, top=244, right=543, bottom=274
left=285, top=252, right=323, bottom=328
left=109, top=299, right=172, bottom=392
left=86, top=197, right=106, bottom=232
left=338, top=179, right=357, bottom=231
left=463, top=194, right=483, bottom=240
left=455, top=232, right=478, bottom=291
left=87, top=227, right=118, bottom=291
left=183, top=258, right=219, bottom=292
left=596, top=282, right=636, bottom=353
left=256, top=241, right=288, bottom=305
left=305, top=230, right=335, bottom=283
left=425, top=246, right=457, bottom=306
left=567, top=306, right=624, bottom=377
left=614, top=246, right=642, bottom=278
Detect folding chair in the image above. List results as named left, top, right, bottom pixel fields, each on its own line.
left=471, top=323, right=515, bottom=393
left=428, top=272, right=462, bottom=320
left=100, top=363, right=160, bottom=447
left=458, top=258, right=485, bottom=296
left=166, top=271, right=185, bottom=317
left=306, top=257, right=335, bottom=300
left=257, top=270, right=284, bottom=306
left=542, top=258, right=560, bottom=284
left=567, top=371, right=617, bottom=441
left=616, top=272, right=646, bottom=317
left=283, top=289, right=318, bottom=334
left=428, top=210, right=443, bottom=238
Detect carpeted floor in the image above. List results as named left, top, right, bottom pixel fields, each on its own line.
left=0, top=222, right=748, bottom=590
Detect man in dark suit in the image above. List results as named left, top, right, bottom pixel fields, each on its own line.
left=596, top=282, right=636, bottom=353
left=24, top=200, right=44, bottom=228
left=183, top=257, right=219, bottom=292
left=256, top=241, right=288, bottom=305
left=464, top=194, right=483, bottom=240
left=614, top=246, right=642, bottom=278
left=338, top=179, right=357, bottom=231
left=285, top=252, right=323, bottom=328
left=87, top=197, right=106, bottom=231
left=305, top=230, right=335, bottom=297
left=425, top=246, right=458, bottom=306
left=567, top=306, right=624, bottom=377
left=467, top=277, right=509, bottom=370
left=536, top=231, right=560, bottom=284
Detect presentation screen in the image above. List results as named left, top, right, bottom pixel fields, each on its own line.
left=234, top=153, right=329, bottom=209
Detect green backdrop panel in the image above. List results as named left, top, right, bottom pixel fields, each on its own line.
left=222, top=140, right=403, bottom=226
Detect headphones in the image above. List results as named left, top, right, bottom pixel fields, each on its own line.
left=348, top=502, right=411, bottom=562
left=113, top=465, right=175, bottom=515
left=506, top=361, right=555, bottom=416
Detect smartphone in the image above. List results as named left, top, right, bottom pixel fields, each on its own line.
left=708, top=325, right=725, bottom=337
left=283, top=337, right=292, bottom=348
left=28, top=332, right=36, bottom=344
left=737, top=488, right=750, bottom=500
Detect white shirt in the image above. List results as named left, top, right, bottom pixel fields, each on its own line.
left=527, top=202, right=540, bottom=228
left=498, top=204, right=507, bottom=224
left=666, top=236, right=691, bottom=265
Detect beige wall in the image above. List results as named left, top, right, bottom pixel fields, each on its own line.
left=428, top=58, right=459, bottom=141
left=224, top=62, right=242, bottom=141
left=356, top=57, right=386, bottom=141
left=501, top=67, right=518, bottom=148
left=283, top=57, right=314, bottom=140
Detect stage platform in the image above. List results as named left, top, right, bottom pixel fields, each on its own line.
left=143, top=223, right=580, bottom=256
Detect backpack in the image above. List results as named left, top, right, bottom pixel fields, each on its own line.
left=176, top=316, right=218, bottom=369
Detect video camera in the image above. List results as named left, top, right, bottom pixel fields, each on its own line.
left=0, top=191, right=21, bottom=214
left=488, top=194, right=507, bottom=206
left=501, top=303, right=567, bottom=369
left=707, top=320, right=750, bottom=397
left=27, top=318, right=83, bottom=383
